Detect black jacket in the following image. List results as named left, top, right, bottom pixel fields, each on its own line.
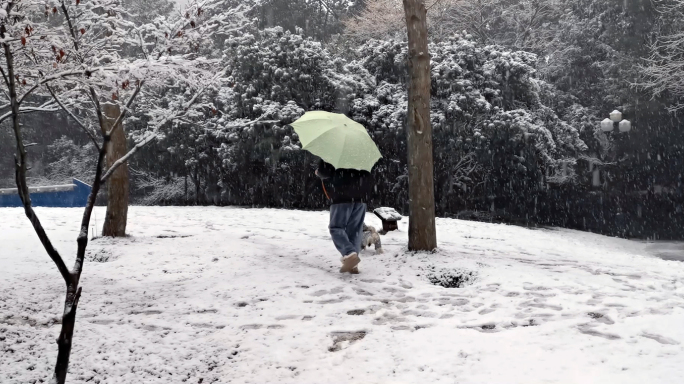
left=316, top=159, right=373, bottom=204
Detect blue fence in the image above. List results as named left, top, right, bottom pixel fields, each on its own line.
left=0, top=179, right=91, bottom=208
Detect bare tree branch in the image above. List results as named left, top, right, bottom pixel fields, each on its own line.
left=0, top=102, right=59, bottom=125
left=0, top=65, right=9, bottom=88
left=73, top=143, right=108, bottom=279
left=90, top=87, right=106, bottom=133
left=60, top=0, right=81, bottom=52
left=18, top=69, right=115, bottom=106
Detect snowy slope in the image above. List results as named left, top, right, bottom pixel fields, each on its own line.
left=2, top=206, right=684, bottom=384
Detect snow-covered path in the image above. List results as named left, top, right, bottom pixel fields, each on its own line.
left=2, top=207, right=684, bottom=383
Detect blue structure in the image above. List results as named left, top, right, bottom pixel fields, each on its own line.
left=0, top=178, right=91, bottom=208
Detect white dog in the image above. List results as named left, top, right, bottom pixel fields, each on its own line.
left=361, top=224, right=383, bottom=254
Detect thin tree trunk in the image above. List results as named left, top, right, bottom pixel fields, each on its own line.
left=101, top=103, right=129, bottom=237
left=403, top=0, right=437, bottom=251
left=194, top=167, right=201, bottom=205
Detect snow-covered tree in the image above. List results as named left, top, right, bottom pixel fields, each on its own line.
left=642, top=0, right=684, bottom=111
left=344, top=0, right=562, bottom=52
left=256, top=0, right=360, bottom=41
left=125, top=0, right=175, bottom=25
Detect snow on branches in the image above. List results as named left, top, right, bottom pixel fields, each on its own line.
left=641, top=0, right=684, bottom=110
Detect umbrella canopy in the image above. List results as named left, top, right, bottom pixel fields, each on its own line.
left=291, top=111, right=382, bottom=172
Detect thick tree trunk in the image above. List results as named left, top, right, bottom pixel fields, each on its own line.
left=403, top=0, right=437, bottom=251
left=101, top=103, right=129, bottom=237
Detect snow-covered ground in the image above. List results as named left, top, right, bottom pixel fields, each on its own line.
left=2, top=206, right=684, bottom=384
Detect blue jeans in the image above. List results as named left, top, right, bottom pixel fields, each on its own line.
left=329, top=202, right=366, bottom=256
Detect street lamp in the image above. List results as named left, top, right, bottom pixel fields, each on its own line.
left=593, top=110, right=631, bottom=187
left=601, top=109, right=631, bottom=133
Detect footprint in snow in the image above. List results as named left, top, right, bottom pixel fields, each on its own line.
left=318, top=296, right=349, bottom=304
left=330, top=286, right=345, bottom=294
left=588, top=312, right=615, bottom=325
left=391, top=325, right=413, bottom=331
left=353, top=287, right=374, bottom=296
left=130, top=309, right=163, bottom=315
left=578, top=326, right=621, bottom=340
left=452, top=298, right=470, bottom=306
left=360, top=279, right=384, bottom=284
left=479, top=308, right=496, bottom=315
left=373, top=311, right=409, bottom=325
left=519, top=301, right=563, bottom=311
left=523, top=285, right=552, bottom=291
left=641, top=332, right=680, bottom=345
left=328, top=331, right=366, bottom=352
left=240, top=324, right=263, bottom=330
left=401, top=309, right=438, bottom=318
left=399, top=281, right=413, bottom=289
left=90, top=319, right=116, bottom=325
left=192, top=322, right=221, bottom=329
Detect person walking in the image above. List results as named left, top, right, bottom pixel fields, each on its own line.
left=290, top=111, right=382, bottom=274
left=316, top=159, right=374, bottom=273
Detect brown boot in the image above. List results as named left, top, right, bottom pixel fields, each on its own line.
left=340, top=253, right=360, bottom=273
left=350, top=266, right=359, bottom=274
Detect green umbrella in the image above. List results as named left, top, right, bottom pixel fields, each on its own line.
left=291, top=111, right=382, bottom=172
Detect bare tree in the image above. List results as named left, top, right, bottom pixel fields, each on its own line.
left=10, top=64, right=211, bottom=384
left=402, top=0, right=437, bottom=251
left=344, top=0, right=405, bottom=40
left=641, top=0, right=684, bottom=111
left=9, top=72, right=143, bottom=384
left=346, top=0, right=561, bottom=52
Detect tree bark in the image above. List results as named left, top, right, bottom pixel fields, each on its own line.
left=403, top=0, right=437, bottom=251
left=101, top=103, right=129, bottom=237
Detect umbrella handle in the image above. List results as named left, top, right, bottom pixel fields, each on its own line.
left=321, top=180, right=331, bottom=201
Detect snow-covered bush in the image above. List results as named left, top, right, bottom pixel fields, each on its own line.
left=196, top=28, right=372, bottom=206
left=347, top=34, right=589, bottom=213
left=135, top=28, right=592, bottom=217
left=44, top=137, right=97, bottom=185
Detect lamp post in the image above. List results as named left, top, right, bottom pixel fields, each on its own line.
left=600, top=110, right=631, bottom=134
left=593, top=110, right=631, bottom=187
